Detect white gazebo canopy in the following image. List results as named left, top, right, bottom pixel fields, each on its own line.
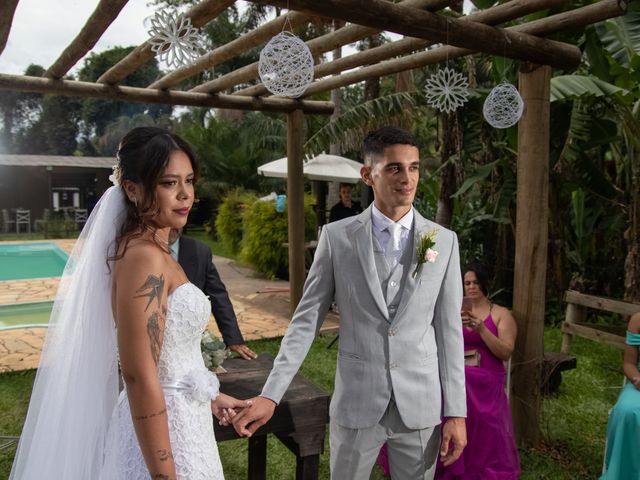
left=258, top=153, right=363, bottom=183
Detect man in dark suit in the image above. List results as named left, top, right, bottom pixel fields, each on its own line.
left=173, top=234, right=257, bottom=360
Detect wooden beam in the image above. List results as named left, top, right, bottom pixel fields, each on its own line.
left=236, top=0, right=570, bottom=97
left=191, top=0, right=451, bottom=94
left=0, top=0, right=19, bottom=57
left=46, top=0, right=130, bottom=79
left=564, top=290, right=640, bottom=317
left=97, top=0, right=235, bottom=85
left=511, top=63, right=552, bottom=448
left=248, top=0, right=582, bottom=69
left=560, top=301, right=587, bottom=353
left=0, top=74, right=334, bottom=114
left=561, top=322, right=626, bottom=350
left=287, top=109, right=306, bottom=312
left=301, top=0, right=626, bottom=97
left=150, top=11, right=314, bottom=90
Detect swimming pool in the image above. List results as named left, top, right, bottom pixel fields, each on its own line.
left=0, top=242, right=69, bottom=281
left=0, top=301, right=53, bottom=329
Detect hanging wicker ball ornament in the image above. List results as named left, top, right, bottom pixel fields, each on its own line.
left=259, top=31, right=314, bottom=98
left=483, top=82, right=524, bottom=129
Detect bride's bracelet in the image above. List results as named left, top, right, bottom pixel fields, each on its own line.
left=631, top=375, right=640, bottom=386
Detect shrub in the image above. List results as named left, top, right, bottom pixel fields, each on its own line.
left=214, top=189, right=257, bottom=254
left=240, top=194, right=317, bottom=279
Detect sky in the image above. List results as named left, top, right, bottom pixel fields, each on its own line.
left=0, top=0, right=155, bottom=75
left=0, top=0, right=474, bottom=77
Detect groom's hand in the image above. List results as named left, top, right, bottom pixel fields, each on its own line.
left=439, top=417, right=467, bottom=466
left=231, top=395, right=276, bottom=437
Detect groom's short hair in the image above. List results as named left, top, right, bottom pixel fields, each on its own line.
left=362, top=127, right=419, bottom=166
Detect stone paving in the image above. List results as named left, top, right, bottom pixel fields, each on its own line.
left=0, top=239, right=339, bottom=373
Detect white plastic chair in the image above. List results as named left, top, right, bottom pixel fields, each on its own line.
left=505, top=357, right=512, bottom=400
left=74, top=208, right=88, bottom=229
left=15, top=209, right=31, bottom=233
left=1, top=209, right=15, bottom=233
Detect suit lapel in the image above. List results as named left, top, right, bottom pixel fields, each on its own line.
left=394, top=210, right=428, bottom=321
left=351, top=208, right=389, bottom=321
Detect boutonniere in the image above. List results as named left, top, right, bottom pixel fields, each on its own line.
left=412, top=229, right=439, bottom=278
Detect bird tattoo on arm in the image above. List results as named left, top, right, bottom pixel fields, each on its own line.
left=135, top=274, right=165, bottom=311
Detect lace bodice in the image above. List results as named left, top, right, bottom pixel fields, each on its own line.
left=158, top=282, right=212, bottom=382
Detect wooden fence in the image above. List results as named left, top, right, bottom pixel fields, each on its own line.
left=560, top=290, right=640, bottom=354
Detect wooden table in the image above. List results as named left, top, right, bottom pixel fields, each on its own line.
left=214, top=354, right=330, bottom=480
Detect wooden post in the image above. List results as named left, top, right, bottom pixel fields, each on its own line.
left=511, top=63, right=552, bottom=448
left=287, top=110, right=306, bottom=314
left=560, top=302, right=587, bottom=354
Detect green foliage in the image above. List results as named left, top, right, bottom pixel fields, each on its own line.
left=240, top=195, right=316, bottom=279
left=77, top=46, right=172, bottom=137
left=175, top=112, right=286, bottom=197
left=215, top=189, right=257, bottom=254
left=41, top=218, right=77, bottom=239
left=0, top=64, right=81, bottom=155
left=0, top=370, right=35, bottom=474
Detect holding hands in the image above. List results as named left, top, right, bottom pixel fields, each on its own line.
left=230, top=396, right=277, bottom=437
left=212, top=393, right=253, bottom=427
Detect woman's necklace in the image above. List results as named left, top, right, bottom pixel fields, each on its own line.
left=145, top=225, right=169, bottom=248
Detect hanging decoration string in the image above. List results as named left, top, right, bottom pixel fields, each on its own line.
left=258, top=9, right=314, bottom=98
left=483, top=36, right=524, bottom=129
left=424, top=13, right=470, bottom=113
left=147, top=8, right=206, bottom=69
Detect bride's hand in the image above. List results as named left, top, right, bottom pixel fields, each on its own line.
left=211, top=393, right=253, bottom=426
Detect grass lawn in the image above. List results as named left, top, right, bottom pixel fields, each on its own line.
left=0, top=327, right=622, bottom=478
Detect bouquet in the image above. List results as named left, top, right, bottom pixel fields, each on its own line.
left=201, top=330, right=230, bottom=371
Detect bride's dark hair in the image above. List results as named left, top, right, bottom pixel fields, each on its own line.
left=111, top=126, right=199, bottom=259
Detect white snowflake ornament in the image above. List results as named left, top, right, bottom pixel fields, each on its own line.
left=483, top=82, right=524, bottom=129
left=424, top=67, right=470, bottom=113
left=259, top=31, right=314, bottom=98
left=147, top=10, right=204, bottom=69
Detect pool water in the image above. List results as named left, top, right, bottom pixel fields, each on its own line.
left=0, top=242, right=68, bottom=281
left=0, top=301, right=53, bottom=328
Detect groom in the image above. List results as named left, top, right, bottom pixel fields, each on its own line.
left=232, top=127, right=467, bottom=479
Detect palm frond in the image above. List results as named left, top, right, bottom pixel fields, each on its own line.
left=303, top=91, right=423, bottom=156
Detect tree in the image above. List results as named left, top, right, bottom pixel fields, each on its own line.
left=0, top=64, right=81, bottom=154
left=77, top=46, right=172, bottom=138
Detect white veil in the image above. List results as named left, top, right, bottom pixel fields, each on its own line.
left=10, top=186, right=126, bottom=479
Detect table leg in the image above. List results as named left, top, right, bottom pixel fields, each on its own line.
left=248, top=435, right=267, bottom=480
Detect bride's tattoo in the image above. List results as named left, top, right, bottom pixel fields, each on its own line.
left=135, top=274, right=165, bottom=311
left=157, top=449, right=173, bottom=461
left=133, top=408, right=166, bottom=421
left=147, top=311, right=163, bottom=363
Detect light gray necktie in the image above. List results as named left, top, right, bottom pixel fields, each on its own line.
left=386, top=223, right=403, bottom=256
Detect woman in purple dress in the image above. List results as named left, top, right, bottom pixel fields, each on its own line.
left=436, top=262, right=520, bottom=480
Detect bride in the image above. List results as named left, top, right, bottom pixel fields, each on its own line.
left=10, top=127, right=249, bottom=479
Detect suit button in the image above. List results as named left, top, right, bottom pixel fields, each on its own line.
left=390, top=280, right=398, bottom=287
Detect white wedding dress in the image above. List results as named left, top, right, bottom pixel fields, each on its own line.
left=110, top=282, right=225, bottom=479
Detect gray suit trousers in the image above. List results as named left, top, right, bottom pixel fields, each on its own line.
left=329, top=396, right=441, bottom=480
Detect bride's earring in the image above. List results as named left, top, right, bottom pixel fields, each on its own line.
left=132, top=197, right=138, bottom=207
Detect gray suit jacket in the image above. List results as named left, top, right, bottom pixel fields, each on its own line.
left=261, top=206, right=466, bottom=430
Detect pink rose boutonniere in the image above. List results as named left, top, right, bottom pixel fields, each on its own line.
left=412, top=229, right=439, bottom=278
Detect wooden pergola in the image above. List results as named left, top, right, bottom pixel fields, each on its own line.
left=0, top=0, right=628, bottom=446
